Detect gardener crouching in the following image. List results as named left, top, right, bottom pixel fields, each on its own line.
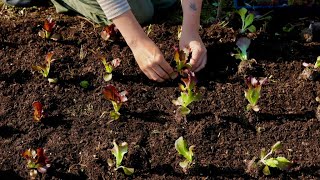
left=3, top=0, right=207, bottom=82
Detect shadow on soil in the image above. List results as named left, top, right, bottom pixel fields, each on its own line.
left=0, top=126, right=24, bottom=138
left=0, top=170, right=23, bottom=179
left=0, top=70, right=33, bottom=84
left=124, top=109, right=169, bottom=124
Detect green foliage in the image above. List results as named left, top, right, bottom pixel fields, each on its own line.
left=103, top=85, right=128, bottom=120
left=108, top=140, right=134, bottom=175
left=247, top=141, right=293, bottom=176
left=175, top=136, right=195, bottom=172
left=244, top=76, right=267, bottom=112
left=232, top=37, right=251, bottom=61
left=80, top=80, right=89, bottom=89
left=32, top=52, right=55, bottom=78
left=237, top=8, right=256, bottom=34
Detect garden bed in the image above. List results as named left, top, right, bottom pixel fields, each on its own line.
left=0, top=4, right=320, bottom=180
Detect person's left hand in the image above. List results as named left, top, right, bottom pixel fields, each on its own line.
left=179, top=28, right=207, bottom=72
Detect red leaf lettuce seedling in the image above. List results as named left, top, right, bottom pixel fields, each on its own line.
left=174, top=47, right=192, bottom=75
left=22, top=148, right=50, bottom=179
left=32, top=101, right=45, bottom=122
left=32, top=52, right=55, bottom=78
left=103, top=85, right=128, bottom=120
left=300, top=56, right=320, bottom=81
left=99, top=56, right=121, bottom=81
left=38, top=17, right=61, bottom=41
left=101, top=24, right=118, bottom=41
left=172, top=69, right=201, bottom=116
left=175, top=136, right=195, bottom=173
left=107, top=140, right=134, bottom=175
left=237, top=8, right=256, bottom=34
left=247, top=141, right=293, bottom=176
left=244, top=76, right=267, bottom=112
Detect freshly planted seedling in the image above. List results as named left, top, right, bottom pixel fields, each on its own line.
left=175, top=136, right=195, bottom=173
left=32, top=51, right=55, bottom=78
left=99, top=56, right=121, bottom=81
left=237, top=7, right=256, bottom=34
left=246, top=141, right=293, bottom=176
left=103, top=85, right=128, bottom=120
left=172, top=69, right=201, bottom=116
left=244, top=76, right=267, bottom=112
left=174, top=47, right=192, bottom=75
left=300, top=56, right=320, bottom=81
left=38, top=17, right=61, bottom=40
left=22, top=148, right=50, bottom=179
left=107, top=140, right=134, bottom=175
left=32, top=101, right=46, bottom=122
left=101, top=24, right=118, bottom=41
left=80, top=80, right=90, bottom=89
left=231, top=37, right=257, bottom=75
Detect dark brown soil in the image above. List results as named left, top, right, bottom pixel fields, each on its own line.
left=1, top=4, right=320, bottom=180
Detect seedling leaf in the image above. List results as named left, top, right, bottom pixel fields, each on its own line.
left=175, top=136, right=194, bottom=162
left=111, top=141, right=128, bottom=167
left=262, top=165, right=271, bottom=175
left=32, top=101, right=44, bottom=122
left=248, top=25, right=256, bottom=33
left=276, top=157, right=292, bottom=170
left=271, top=141, right=282, bottom=152
left=119, top=166, right=134, bottom=175
left=80, top=81, right=90, bottom=89
left=265, top=158, right=278, bottom=168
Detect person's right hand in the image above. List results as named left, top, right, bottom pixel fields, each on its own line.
left=130, top=37, right=174, bottom=82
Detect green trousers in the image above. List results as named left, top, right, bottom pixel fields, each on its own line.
left=51, top=0, right=177, bottom=25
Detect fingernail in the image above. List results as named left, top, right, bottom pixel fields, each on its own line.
left=170, top=72, right=178, bottom=79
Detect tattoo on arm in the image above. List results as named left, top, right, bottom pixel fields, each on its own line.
left=189, top=1, right=197, bottom=11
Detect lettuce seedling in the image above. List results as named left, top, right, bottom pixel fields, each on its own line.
left=101, top=24, right=118, bottom=41
left=300, top=56, right=320, bottom=81
left=32, top=52, right=55, bottom=78
left=32, top=101, right=45, bottom=122
left=174, top=47, right=192, bottom=75
left=247, top=141, right=293, bottom=176
left=38, top=17, right=61, bottom=41
left=103, top=85, right=128, bottom=120
left=107, top=140, right=134, bottom=175
left=99, top=56, right=121, bottom=81
left=22, top=148, right=51, bottom=179
left=237, top=8, right=256, bottom=34
left=172, top=69, right=201, bottom=116
left=244, top=76, right=267, bottom=112
left=175, top=136, right=195, bottom=173
left=232, top=37, right=251, bottom=61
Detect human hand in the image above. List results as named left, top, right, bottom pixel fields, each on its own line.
left=130, top=37, right=174, bottom=82
left=179, top=28, right=207, bottom=72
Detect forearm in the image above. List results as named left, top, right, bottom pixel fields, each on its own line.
left=111, top=10, right=148, bottom=48
left=181, top=0, right=202, bottom=32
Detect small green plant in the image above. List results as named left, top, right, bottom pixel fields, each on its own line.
left=22, top=148, right=50, bottom=179
left=246, top=141, right=293, bottom=176
left=103, top=85, right=128, bottom=120
left=175, top=136, right=195, bottom=173
left=232, top=37, right=251, bottom=61
left=80, top=80, right=90, bottom=89
left=300, top=56, right=320, bottom=81
left=237, top=7, right=256, bottom=34
left=174, top=47, right=191, bottom=75
left=99, top=56, right=121, bottom=81
left=107, top=140, right=134, bottom=175
left=32, top=52, right=55, bottom=78
left=244, top=76, right=267, bottom=112
left=172, top=69, right=201, bottom=116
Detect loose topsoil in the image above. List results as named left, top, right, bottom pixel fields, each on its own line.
left=0, top=4, right=320, bottom=180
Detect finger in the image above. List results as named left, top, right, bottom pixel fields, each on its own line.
left=143, top=68, right=164, bottom=82
left=189, top=48, right=203, bottom=71
left=194, top=53, right=207, bottom=72
left=152, top=65, right=169, bottom=80
left=158, top=60, right=174, bottom=79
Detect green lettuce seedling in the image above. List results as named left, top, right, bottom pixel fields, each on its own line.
left=32, top=52, right=55, bottom=78
left=244, top=76, right=267, bottom=112
left=175, top=136, right=195, bottom=173
left=237, top=7, right=256, bottom=34
left=172, top=69, right=201, bottom=116
left=232, top=37, right=251, bottom=61
left=174, top=47, right=192, bottom=75
left=300, top=56, right=320, bottom=81
left=107, top=140, right=134, bottom=175
left=22, top=148, right=51, bottom=179
left=103, top=85, right=128, bottom=120
left=99, top=56, right=121, bottom=81
left=247, top=141, right=293, bottom=176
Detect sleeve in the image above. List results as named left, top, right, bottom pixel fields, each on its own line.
left=97, top=0, right=131, bottom=20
